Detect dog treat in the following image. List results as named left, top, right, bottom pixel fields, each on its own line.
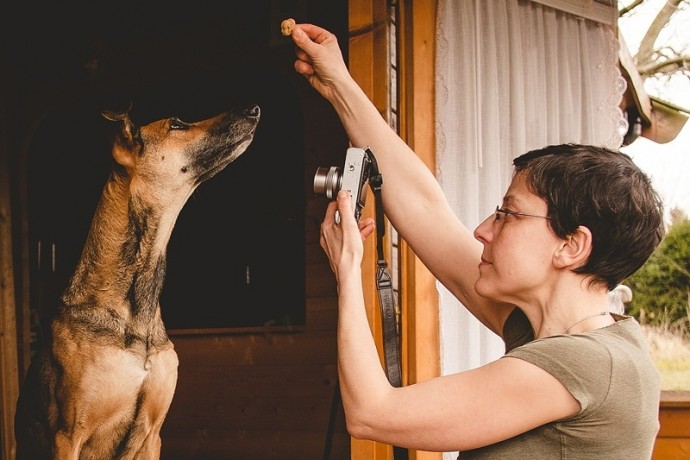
left=281, top=18, right=296, bottom=36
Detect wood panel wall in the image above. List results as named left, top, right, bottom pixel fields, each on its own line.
left=161, top=331, right=348, bottom=459
left=653, top=392, right=690, bottom=460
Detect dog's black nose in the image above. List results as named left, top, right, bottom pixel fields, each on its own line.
left=245, top=105, right=260, bottom=119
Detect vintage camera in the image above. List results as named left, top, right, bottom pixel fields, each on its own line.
left=313, top=147, right=374, bottom=221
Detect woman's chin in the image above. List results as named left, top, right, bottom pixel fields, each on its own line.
left=474, top=279, right=494, bottom=299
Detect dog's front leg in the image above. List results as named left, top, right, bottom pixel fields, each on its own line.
left=54, top=428, right=86, bottom=460
left=51, top=343, right=96, bottom=460
left=121, top=345, right=179, bottom=460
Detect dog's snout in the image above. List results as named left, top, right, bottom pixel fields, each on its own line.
left=245, top=105, right=260, bottom=119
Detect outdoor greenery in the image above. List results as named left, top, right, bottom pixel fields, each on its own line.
left=626, top=208, right=690, bottom=334
left=643, top=325, right=690, bottom=390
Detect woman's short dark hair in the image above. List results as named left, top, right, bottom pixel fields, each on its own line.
left=513, top=143, right=665, bottom=291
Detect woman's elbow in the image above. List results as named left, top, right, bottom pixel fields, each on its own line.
left=344, top=411, right=374, bottom=440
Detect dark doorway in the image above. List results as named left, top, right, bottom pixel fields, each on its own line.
left=7, top=1, right=346, bottom=342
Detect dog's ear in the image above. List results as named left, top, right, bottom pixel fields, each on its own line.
left=102, top=100, right=142, bottom=140
left=102, top=104, right=140, bottom=169
left=102, top=106, right=136, bottom=140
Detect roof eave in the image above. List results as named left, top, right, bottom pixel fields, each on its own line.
left=618, top=31, right=689, bottom=144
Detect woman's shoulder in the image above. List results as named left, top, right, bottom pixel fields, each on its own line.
left=504, top=314, right=657, bottom=411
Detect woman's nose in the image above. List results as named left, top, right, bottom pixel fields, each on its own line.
left=474, top=214, right=493, bottom=243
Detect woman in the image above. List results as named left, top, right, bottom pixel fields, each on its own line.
left=287, top=22, right=664, bottom=458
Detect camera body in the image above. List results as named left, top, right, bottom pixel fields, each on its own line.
left=313, top=147, right=374, bottom=221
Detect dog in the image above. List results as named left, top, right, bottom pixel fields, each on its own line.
left=14, top=103, right=260, bottom=459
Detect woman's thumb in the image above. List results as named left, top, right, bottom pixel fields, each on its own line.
left=291, top=25, right=310, bottom=47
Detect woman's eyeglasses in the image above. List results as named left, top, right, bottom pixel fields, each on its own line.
left=493, top=206, right=550, bottom=222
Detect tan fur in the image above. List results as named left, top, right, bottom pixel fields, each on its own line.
left=15, top=104, right=260, bottom=459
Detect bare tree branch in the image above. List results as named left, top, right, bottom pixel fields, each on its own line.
left=635, top=0, right=685, bottom=66
left=619, top=0, right=645, bottom=17
left=621, top=0, right=690, bottom=110
left=637, top=57, right=690, bottom=76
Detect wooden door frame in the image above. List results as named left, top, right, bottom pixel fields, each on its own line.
left=348, top=1, right=440, bottom=459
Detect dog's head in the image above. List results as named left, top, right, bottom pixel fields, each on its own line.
left=101, top=104, right=260, bottom=201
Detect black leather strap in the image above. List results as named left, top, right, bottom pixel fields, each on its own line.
left=367, top=149, right=408, bottom=460
left=376, top=261, right=402, bottom=387
left=366, top=148, right=402, bottom=386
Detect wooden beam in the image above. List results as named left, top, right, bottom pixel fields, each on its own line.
left=399, top=1, right=441, bottom=459
left=618, top=31, right=652, bottom=124
left=0, top=103, right=19, bottom=460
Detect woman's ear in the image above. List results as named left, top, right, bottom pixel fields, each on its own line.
left=553, top=225, right=593, bottom=269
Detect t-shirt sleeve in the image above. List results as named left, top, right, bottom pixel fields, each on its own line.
left=503, top=334, right=613, bottom=414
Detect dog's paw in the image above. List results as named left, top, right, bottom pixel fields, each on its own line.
left=281, top=18, right=296, bottom=36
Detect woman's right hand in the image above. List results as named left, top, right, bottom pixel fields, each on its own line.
left=320, top=190, right=375, bottom=282
left=289, top=23, right=353, bottom=103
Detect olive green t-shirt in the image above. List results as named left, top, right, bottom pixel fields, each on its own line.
left=459, top=311, right=660, bottom=459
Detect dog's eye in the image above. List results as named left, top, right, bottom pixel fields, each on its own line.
left=169, top=118, right=190, bottom=130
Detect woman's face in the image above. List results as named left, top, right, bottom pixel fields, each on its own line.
left=473, top=173, right=562, bottom=304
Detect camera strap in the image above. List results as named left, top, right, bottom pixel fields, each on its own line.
left=366, top=149, right=408, bottom=460
left=365, top=148, right=402, bottom=388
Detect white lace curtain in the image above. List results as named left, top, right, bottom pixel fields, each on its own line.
left=434, top=0, right=627, bottom=384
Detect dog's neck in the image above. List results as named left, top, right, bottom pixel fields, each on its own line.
left=62, top=171, right=187, bottom=322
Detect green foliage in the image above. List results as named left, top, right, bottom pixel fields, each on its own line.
left=626, top=209, right=690, bottom=333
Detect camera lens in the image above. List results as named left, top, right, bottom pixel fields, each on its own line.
left=313, top=166, right=341, bottom=199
